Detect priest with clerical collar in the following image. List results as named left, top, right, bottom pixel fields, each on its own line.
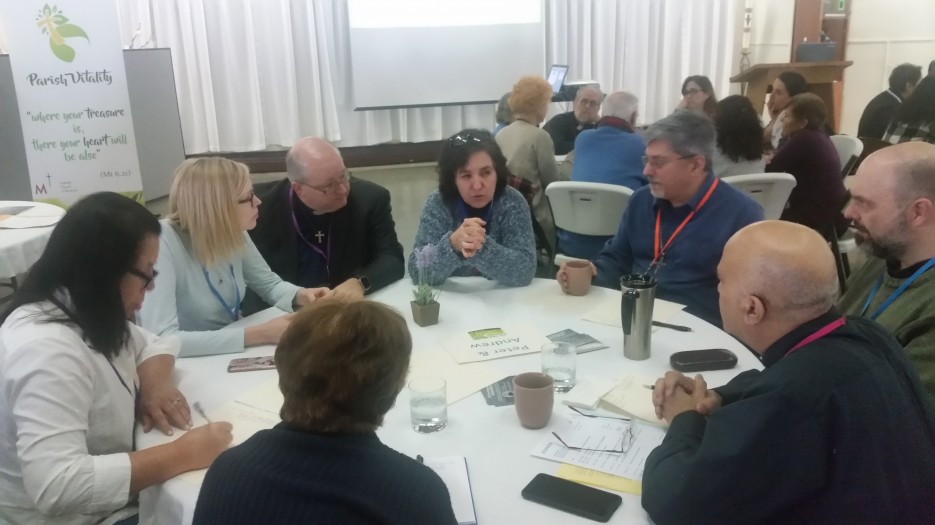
left=245, top=137, right=404, bottom=314
left=643, top=221, right=935, bottom=525
left=838, top=141, right=935, bottom=402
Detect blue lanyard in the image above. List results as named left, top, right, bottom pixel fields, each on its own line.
left=203, top=265, right=240, bottom=321
left=860, top=257, right=935, bottom=320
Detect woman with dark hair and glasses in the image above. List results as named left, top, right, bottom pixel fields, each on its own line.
left=140, top=158, right=327, bottom=358
left=0, top=192, right=232, bottom=525
left=408, top=129, right=536, bottom=286
left=675, top=75, right=718, bottom=119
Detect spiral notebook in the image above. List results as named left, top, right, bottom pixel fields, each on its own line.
left=422, top=456, right=477, bottom=525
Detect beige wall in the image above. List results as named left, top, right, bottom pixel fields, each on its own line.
left=741, top=0, right=935, bottom=135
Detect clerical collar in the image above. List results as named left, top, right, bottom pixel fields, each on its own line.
left=597, top=116, right=634, bottom=133
left=886, top=258, right=929, bottom=279
left=760, top=307, right=843, bottom=368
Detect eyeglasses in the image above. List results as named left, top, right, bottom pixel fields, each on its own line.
left=551, top=426, right=636, bottom=454
left=682, top=88, right=702, bottom=96
left=295, top=170, right=351, bottom=195
left=642, top=154, right=697, bottom=169
left=448, top=131, right=491, bottom=147
left=129, top=268, right=158, bottom=289
left=577, top=98, right=601, bottom=108
left=237, top=190, right=257, bottom=206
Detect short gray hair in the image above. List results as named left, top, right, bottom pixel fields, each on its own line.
left=495, top=92, right=513, bottom=125
left=643, top=110, right=715, bottom=169
left=602, top=92, right=639, bottom=121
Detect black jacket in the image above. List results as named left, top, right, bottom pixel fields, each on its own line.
left=244, top=177, right=404, bottom=314
left=542, top=111, right=595, bottom=155
left=642, top=311, right=935, bottom=525
left=857, top=90, right=901, bottom=139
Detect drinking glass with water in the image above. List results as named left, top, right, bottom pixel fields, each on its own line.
left=408, top=377, right=448, bottom=433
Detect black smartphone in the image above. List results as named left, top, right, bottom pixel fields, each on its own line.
left=670, top=348, right=738, bottom=373
left=521, top=473, right=622, bottom=523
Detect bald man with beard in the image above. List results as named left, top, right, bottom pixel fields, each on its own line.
left=839, top=142, right=935, bottom=402
left=642, top=221, right=935, bottom=525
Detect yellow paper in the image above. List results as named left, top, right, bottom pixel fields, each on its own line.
left=555, top=464, right=642, bottom=495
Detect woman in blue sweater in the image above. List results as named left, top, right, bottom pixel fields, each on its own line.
left=409, top=129, right=536, bottom=286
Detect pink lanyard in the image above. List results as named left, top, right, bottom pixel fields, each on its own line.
left=784, top=317, right=847, bottom=357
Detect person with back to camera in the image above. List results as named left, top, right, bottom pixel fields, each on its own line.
left=192, top=300, right=458, bottom=524
left=711, top=95, right=766, bottom=177
left=140, top=157, right=328, bottom=358
left=643, top=221, right=935, bottom=525
left=493, top=92, right=513, bottom=136
left=766, top=93, right=848, bottom=237
left=675, top=75, right=718, bottom=120
left=497, top=76, right=562, bottom=248
left=410, top=129, right=536, bottom=286
left=883, top=75, right=935, bottom=145
left=857, top=63, right=922, bottom=139
left=763, top=71, right=808, bottom=151
left=557, top=91, right=646, bottom=260
left=0, top=192, right=232, bottom=525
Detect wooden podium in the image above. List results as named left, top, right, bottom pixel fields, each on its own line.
left=730, top=61, right=852, bottom=131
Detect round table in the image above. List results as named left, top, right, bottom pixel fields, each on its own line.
left=138, top=277, right=763, bottom=525
left=0, top=201, right=65, bottom=281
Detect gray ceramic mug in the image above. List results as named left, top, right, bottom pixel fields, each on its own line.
left=512, top=372, right=555, bottom=429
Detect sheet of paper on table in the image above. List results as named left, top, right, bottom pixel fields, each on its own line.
left=421, top=456, right=477, bottom=525
left=409, top=349, right=507, bottom=404
left=530, top=419, right=666, bottom=481
left=581, top=298, right=685, bottom=329
left=442, top=322, right=550, bottom=364
left=555, top=464, right=643, bottom=495
left=176, top=399, right=281, bottom=485
left=600, top=374, right=661, bottom=424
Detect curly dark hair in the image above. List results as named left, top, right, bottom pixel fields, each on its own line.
left=436, top=129, right=509, bottom=202
left=891, top=76, right=935, bottom=127
left=0, top=193, right=160, bottom=359
left=715, top=95, right=764, bottom=162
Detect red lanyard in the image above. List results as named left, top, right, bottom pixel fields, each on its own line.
left=653, top=178, right=719, bottom=265
left=784, top=317, right=847, bottom=357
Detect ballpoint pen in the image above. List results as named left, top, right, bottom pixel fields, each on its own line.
left=652, top=320, right=693, bottom=332
left=193, top=401, right=212, bottom=423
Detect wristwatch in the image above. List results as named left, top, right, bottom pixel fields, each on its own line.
left=356, top=275, right=372, bottom=292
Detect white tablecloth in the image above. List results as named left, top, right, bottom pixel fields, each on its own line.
left=0, top=201, right=64, bottom=279
left=138, top=277, right=763, bottom=525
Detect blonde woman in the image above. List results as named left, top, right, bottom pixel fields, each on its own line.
left=495, top=75, right=561, bottom=249
left=140, top=158, right=326, bottom=357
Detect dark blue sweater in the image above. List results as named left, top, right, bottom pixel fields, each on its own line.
left=593, top=174, right=763, bottom=326
left=193, top=423, right=457, bottom=525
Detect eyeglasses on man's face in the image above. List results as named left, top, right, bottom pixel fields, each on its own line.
left=295, top=170, right=351, bottom=195
left=642, top=154, right=698, bottom=170
left=129, top=268, right=158, bottom=289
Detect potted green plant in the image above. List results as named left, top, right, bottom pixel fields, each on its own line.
left=411, top=245, right=441, bottom=326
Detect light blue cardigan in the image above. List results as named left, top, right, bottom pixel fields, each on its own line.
left=139, top=220, right=299, bottom=357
